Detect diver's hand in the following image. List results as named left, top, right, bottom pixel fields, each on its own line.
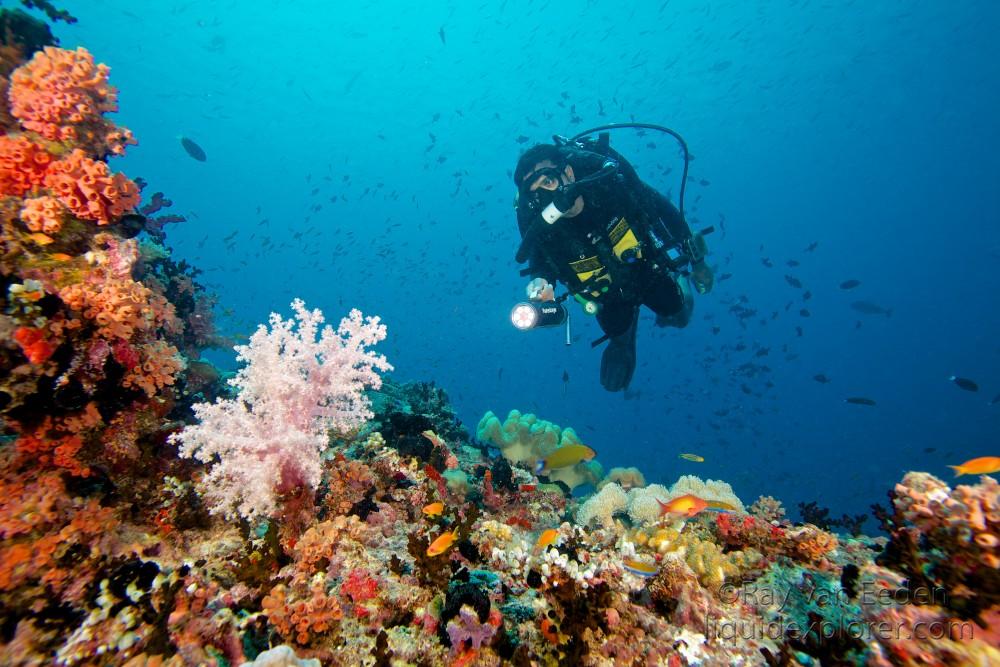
left=690, top=260, right=714, bottom=295
left=684, top=232, right=710, bottom=264
left=526, top=277, right=555, bottom=302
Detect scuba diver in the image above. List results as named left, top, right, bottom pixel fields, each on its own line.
left=512, top=124, right=713, bottom=392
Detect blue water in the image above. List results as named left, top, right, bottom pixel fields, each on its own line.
left=51, top=1, right=1000, bottom=526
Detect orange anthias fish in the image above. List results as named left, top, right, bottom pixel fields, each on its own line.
left=658, top=494, right=709, bottom=518
left=949, top=456, right=1000, bottom=477
left=26, top=232, right=54, bottom=245
left=422, top=502, right=444, bottom=517
left=534, top=528, right=559, bottom=553
left=426, top=528, right=459, bottom=557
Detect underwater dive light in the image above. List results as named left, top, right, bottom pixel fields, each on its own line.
left=510, top=301, right=568, bottom=330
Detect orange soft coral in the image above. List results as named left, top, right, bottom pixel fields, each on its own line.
left=0, top=134, right=52, bottom=197
left=7, top=46, right=136, bottom=156
left=43, top=149, right=140, bottom=224
left=19, top=194, right=65, bottom=233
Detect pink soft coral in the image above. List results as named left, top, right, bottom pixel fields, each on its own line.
left=168, top=299, right=391, bottom=520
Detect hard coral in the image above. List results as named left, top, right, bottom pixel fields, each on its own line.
left=121, top=340, right=185, bottom=398
left=788, top=524, right=839, bottom=565
left=322, top=456, right=376, bottom=516
left=19, top=193, right=64, bottom=232
left=58, top=236, right=180, bottom=341
left=8, top=45, right=136, bottom=156
left=261, top=583, right=343, bottom=646
left=0, top=133, right=50, bottom=196
left=749, top=494, right=786, bottom=524
left=43, top=148, right=140, bottom=224
left=883, top=472, right=1000, bottom=619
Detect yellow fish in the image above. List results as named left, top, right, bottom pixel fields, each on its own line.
left=533, top=528, right=559, bottom=553
left=27, top=233, right=54, bottom=245
left=949, top=456, right=1000, bottom=477
left=622, top=557, right=658, bottom=578
left=426, top=528, right=458, bottom=557
left=49, top=253, right=74, bottom=261
left=535, top=443, right=596, bottom=474
left=679, top=453, right=704, bottom=462
left=422, top=502, right=444, bottom=517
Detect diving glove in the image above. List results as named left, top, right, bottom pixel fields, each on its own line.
left=526, top=277, right=555, bottom=302
left=683, top=231, right=713, bottom=295
left=690, top=260, right=714, bottom=295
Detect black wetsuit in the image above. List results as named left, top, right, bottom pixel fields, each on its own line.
left=517, top=162, right=694, bottom=339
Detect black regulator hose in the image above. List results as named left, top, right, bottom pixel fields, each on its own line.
left=570, top=122, right=691, bottom=222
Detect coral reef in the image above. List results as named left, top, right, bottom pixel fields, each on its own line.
left=1, top=20, right=998, bottom=667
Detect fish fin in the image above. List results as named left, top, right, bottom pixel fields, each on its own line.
left=948, top=465, right=964, bottom=477
left=535, top=459, right=545, bottom=474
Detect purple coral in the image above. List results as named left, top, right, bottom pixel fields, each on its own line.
left=446, top=604, right=498, bottom=651
left=169, top=299, right=391, bottom=520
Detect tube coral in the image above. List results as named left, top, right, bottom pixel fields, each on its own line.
left=19, top=194, right=65, bottom=232
left=7, top=45, right=136, bottom=156
left=43, top=148, right=140, bottom=224
left=0, top=134, right=51, bottom=196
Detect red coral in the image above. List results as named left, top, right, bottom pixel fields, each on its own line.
left=715, top=512, right=786, bottom=558
left=111, top=338, right=140, bottom=369
left=13, top=326, right=56, bottom=364
left=340, top=568, right=379, bottom=605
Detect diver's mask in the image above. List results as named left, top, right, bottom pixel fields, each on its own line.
left=518, top=166, right=578, bottom=225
